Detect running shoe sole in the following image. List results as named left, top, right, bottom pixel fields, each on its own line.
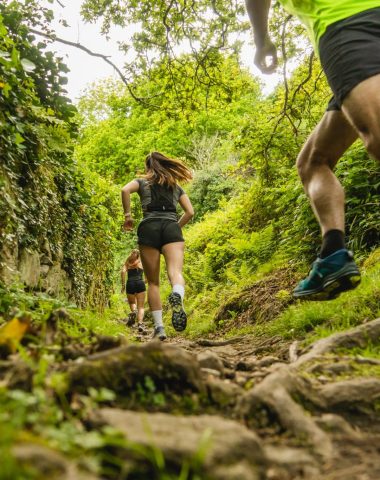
left=137, top=323, right=147, bottom=333
left=293, top=264, right=361, bottom=301
left=168, top=292, right=187, bottom=331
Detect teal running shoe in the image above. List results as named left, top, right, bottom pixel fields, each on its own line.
left=293, top=249, right=361, bottom=300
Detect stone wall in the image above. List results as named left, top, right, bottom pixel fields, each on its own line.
left=0, top=237, right=72, bottom=298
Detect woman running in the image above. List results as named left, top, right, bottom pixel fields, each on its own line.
left=121, top=151, right=194, bottom=340
left=121, top=249, right=146, bottom=328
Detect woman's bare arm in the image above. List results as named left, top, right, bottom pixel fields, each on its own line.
left=178, top=194, right=194, bottom=228
left=121, top=265, right=127, bottom=293
left=121, top=180, right=140, bottom=230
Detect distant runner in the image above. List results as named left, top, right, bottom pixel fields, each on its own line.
left=121, top=249, right=146, bottom=330
left=245, top=0, right=380, bottom=300
left=121, top=151, right=194, bottom=340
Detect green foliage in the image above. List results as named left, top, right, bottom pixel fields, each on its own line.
left=0, top=1, right=75, bottom=253
left=80, top=0, right=248, bottom=104
left=0, top=372, right=210, bottom=479
left=136, top=376, right=166, bottom=408
left=189, top=163, right=236, bottom=221
left=0, top=284, right=130, bottom=341
left=0, top=2, right=129, bottom=308
left=76, top=55, right=261, bottom=183
left=60, top=164, right=125, bottom=307
left=257, top=249, right=380, bottom=340
left=336, top=144, right=380, bottom=252
left=0, top=383, right=124, bottom=478
left=179, top=53, right=379, bottom=329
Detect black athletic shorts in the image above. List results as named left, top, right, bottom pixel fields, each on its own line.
left=126, top=280, right=146, bottom=295
left=137, top=218, right=184, bottom=251
left=319, top=7, right=380, bottom=111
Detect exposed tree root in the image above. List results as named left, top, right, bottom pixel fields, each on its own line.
left=237, top=318, right=380, bottom=469
left=0, top=360, right=33, bottom=390
left=237, top=367, right=333, bottom=460
left=319, top=378, right=380, bottom=411
left=295, top=318, right=380, bottom=366
left=4, top=314, right=379, bottom=479
left=66, top=342, right=205, bottom=396
left=196, top=336, right=246, bottom=347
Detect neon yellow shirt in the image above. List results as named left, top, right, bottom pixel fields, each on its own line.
left=278, top=0, right=380, bottom=50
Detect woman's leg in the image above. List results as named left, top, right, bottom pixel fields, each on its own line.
left=139, top=245, right=166, bottom=339
left=135, top=291, right=145, bottom=323
left=162, top=242, right=187, bottom=331
left=126, top=293, right=137, bottom=312
left=161, top=242, right=185, bottom=287
left=139, top=245, right=161, bottom=310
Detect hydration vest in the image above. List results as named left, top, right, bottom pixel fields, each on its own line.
left=146, top=183, right=177, bottom=212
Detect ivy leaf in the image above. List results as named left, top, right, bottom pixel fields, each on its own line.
left=21, top=58, right=36, bottom=72
left=14, top=132, right=25, bottom=144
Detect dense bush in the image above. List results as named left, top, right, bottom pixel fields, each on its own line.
left=73, top=49, right=379, bottom=318
left=75, top=55, right=262, bottom=183
left=0, top=2, right=127, bottom=307
left=182, top=57, right=379, bottom=321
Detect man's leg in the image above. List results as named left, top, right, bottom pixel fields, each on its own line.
left=294, top=110, right=361, bottom=299
left=342, top=73, right=380, bottom=163
left=296, top=110, right=358, bottom=236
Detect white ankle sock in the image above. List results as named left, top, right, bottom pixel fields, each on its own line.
left=172, top=284, right=185, bottom=300
left=151, top=310, right=163, bottom=328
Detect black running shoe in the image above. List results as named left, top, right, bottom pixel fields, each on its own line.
left=152, top=326, right=167, bottom=341
left=138, top=322, right=147, bottom=333
left=168, top=292, right=187, bottom=331
left=126, top=310, right=137, bottom=326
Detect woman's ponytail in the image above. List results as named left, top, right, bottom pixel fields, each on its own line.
left=144, top=151, right=192, bottom=187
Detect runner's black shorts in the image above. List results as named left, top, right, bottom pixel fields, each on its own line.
left=319, top=7, right=380, bottom=111
left=126, top=280, right=146, bottom=295
left=137, top=218, right=184, bottom=251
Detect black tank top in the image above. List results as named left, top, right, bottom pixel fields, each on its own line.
left=127, top=268, right=143, bottom=281
left=136, top=178, right=184, bottom=221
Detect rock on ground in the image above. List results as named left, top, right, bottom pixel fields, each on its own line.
left=96, top=408, right=265, bottom=480
left=67, top=342, right=205, bottom=396
left=11, top=443, right=98, bottom=480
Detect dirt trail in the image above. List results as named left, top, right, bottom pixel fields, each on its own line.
left=125, top=318, right=380, bottom=479
left=3, top=311, right=380, bottom=480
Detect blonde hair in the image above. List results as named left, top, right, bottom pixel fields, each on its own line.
left=144, top=151, right=192, bottom=188
left=126, top=249, right=140, bottom=267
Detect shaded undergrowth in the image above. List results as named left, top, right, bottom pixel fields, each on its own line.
left=198, top=248, right=380, bottom=346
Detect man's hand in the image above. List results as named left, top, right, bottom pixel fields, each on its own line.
left=254, top=38, right=278, bottom=74
left=123, top=217, right=134, bottom=231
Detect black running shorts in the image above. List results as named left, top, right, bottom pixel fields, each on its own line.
left=319, top=7, right=380, bottom=111
left=137, top=218, right=184, bottom=251
left=126, top=280, right=146, bottom=295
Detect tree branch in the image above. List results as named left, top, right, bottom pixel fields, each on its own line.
left=29, top=28, right=147, bottom=105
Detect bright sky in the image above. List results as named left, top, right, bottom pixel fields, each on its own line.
left=44, top=0, right=282, bottom=102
